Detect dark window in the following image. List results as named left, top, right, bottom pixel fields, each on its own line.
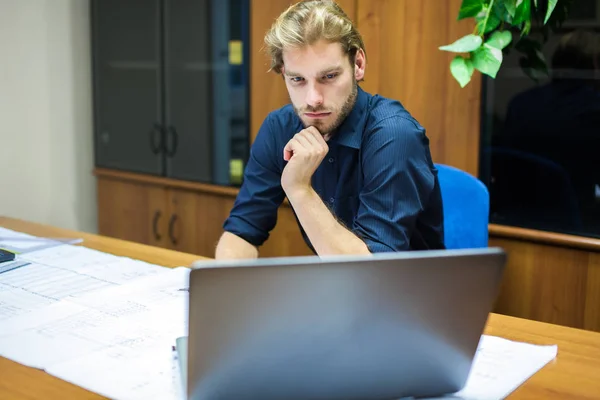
left=479, top=0, right=600, bottom=238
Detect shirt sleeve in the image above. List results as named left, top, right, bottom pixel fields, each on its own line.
left=352, top=116, right=437, bottom=252
left=222, top=114, right=286, bottom=246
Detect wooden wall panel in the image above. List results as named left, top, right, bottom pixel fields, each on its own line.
left=250, top=0, right=292, bottom=142
left=491, top=236, right=600, bottom=332
left=250, top=0, right=358, bottom=143
left=356, top=0, right=481, bottom=175
left=585, top=252, right=600, bottom=331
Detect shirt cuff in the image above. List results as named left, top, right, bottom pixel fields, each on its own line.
left=222, top=215, right=269, bottom=247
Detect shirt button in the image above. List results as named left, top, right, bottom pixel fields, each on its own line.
left=328, top=157, right=334, bottom=163
left=329, top=198, right=335, bottom=203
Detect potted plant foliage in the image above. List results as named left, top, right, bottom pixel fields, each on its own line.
left=440, top=0, right=575, bottom=87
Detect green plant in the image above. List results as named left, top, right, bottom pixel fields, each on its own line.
left=440, top=0, right=574, bottom=87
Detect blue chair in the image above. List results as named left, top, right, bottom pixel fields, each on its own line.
left=435, top=163, right=489, bottom=249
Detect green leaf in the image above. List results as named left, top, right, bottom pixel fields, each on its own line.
left=513, top=0, right=531, bottom=25
left=498, top=4, right=514, bottom=23
left=486, top=30, right=513, bottom=50
left=472, top=43, right=503, bottom=78
left=450, top=56, right=475, bottom=88
left=533, top=0, right=538, bottom=8
left=521, top=19, right=532, bottom=36
left=439, top=34, right=483, bottom=53
left=544, top=0, right=558, bottom=24
left=504, top=0, right=517, bottom=17
left=475, top=2, right=502, bottom=35
left=458, top=0, right=485, bottom=20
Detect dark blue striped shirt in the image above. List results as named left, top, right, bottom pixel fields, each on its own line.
left=223, top=86, right=445, bottom=253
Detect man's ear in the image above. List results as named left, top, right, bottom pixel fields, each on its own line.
left=354, top=49, right=366, bottom=81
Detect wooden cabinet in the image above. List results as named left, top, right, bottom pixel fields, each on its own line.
left=489, top=227, right=600, bottom=333
left=97, top=177, right=169, bottom=247
left=165, top=188, right=236, bottom=256
left=96, top=169, right=312, bottom=259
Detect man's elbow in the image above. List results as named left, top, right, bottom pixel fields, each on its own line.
left=215, top=231, right=259, bottom=260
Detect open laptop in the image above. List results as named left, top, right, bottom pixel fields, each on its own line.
left=178, top=247, right=506, bottom=400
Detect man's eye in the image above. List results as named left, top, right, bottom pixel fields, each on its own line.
left=291, top=77, right=304, bottom=83
left=324, top=73, right=338, bottom=79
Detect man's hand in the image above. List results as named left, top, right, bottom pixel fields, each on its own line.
left=281, top=127, right=328, bottom=197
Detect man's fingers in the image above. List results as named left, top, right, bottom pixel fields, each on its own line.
left=284, top=127, right=329, bottom=162
left=307, top=127, right=328, bottom=148
left=298, top=130, right=320, bottom=148
left=299, top=128, right=328, bottom=154
left=283, top=135, right=309, bottom=161
left=294, top=134, right=313, bottom=149
left=306, top=126, right=325, bottom=142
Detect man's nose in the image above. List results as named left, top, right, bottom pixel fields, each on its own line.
left=305, top=83, right=324, bottom=108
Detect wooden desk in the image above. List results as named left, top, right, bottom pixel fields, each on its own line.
left=1, top=216, right=600, bottom=399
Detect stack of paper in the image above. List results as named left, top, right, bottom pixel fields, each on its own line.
left=0, top=244, right=169, bottom=322
left=0, top=227, right=190, bottom=399
left=441, top=335, right=557, bottom=399
left=0, top=227, right=558, bottom=400
left=0, top=267, right=190, bottom=399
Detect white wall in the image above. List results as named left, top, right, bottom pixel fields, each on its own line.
left=0, top=0, right=97, bottom=233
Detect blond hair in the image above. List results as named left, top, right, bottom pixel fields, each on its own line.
left=264, top=0, right=365, bottom=74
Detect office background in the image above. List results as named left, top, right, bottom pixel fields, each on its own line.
left=0, top=0, right=599, bottom=333
left=0, top=0, right=96, bottom=234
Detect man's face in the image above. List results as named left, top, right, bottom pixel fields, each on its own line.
left=282, top=40, right=365, bottom=138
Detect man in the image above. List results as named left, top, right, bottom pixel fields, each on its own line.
left=215, top=0, right=444, bottom=259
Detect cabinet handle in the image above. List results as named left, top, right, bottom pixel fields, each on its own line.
left=152, top=210, right=162, bottom=241
left=149, top=123, right=163, bottom=154
left=166, top=126, right=179, bottom=157
left=169, top=214, right=178, bottom=245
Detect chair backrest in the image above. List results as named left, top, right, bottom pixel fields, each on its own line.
left=435, top=163, right=489, bottom=249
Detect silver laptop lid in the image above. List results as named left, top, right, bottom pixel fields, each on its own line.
left=186, top=248, right=506, bottom=400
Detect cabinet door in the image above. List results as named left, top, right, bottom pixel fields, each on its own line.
left=166, top=189, right=235, bottom=257
left=163, top=0, right=213, bottom=183
left=163, top=0, right=250, bottom=184
left=91, top=0, right=164, bottom=175
left=97, top=177, right=169, bottom=248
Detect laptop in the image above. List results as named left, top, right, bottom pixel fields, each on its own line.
left=178, top=247, right=506, bottom=400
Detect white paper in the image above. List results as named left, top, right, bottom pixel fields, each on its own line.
left=0, top=281, right=57, bottom=320
left=0, top=227, right=82, bottom=253
left=0, top=267, right=189, bottom=371
left=0, top=227, right=47, bottom=252
left=0, top=244, right=171, bottom=320
left=432, top=335, right=558, bottom=400
left=47, top=336, right=183, bottom=400
left=19, top=245, right=168, bottom=284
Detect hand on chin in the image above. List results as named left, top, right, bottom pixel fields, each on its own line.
left=281, top=126, right=329, bottom=198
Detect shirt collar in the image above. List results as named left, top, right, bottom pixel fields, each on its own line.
left=329, top=85, right=370, bottom=149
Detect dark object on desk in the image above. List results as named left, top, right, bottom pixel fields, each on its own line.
left=0, top=249, right=16, bottom=263
left=184, top=248, right=507, bottom=400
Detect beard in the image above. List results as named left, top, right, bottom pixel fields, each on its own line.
left=293, top=79, right=358, bottom=137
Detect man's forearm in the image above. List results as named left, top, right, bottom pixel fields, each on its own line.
left=215, top=231, right=259, bottom=259
left=286, top=188, right=371, bottom=256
